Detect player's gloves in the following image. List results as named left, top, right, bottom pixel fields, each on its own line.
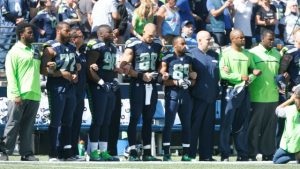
left=98, top=79, right=111, bottom=92
left=177, top=78, right=191, bottom=90
left=110, top=78, right=120, bottom=92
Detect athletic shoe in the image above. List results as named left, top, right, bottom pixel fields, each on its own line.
left=128, top=155, right=141, bottom=161
left=181, top=154, right=192, bottom=161
left=21, top=155, right=39, bottom=161
left=48, top=157, right=60, bottom=162
left=142, top=155, right=162, bottom=161
left=100, top=151, right=119, bottom=161
left=221, top=157, right=229, bottom=162
left=0, top=152, right=8, bottom=161
left=90, top=150, right=103, bottom=161
left=163, top=154, right=172, bottom=161
left=199, top=158, right=217, bottom=161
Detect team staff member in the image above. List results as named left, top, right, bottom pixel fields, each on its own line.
left=0, top=23, right=41, bottom=161
left=189, top=31, right=219, bottom=161
left=219, top=29, right=261, bottom=161
left=69, top=28, right=87, bottom=160
left=160, top=37, right=196, bottom=161
left=248, top=30, right=281, bottom=161
left=120, top=23, right=162, bottom=161
left=86, top=24, right=120, bottom=161
left=42, top=22, right=79, bottom=161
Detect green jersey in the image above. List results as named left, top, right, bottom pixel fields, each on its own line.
left=249, top=44, right=281, bottom=102
left=5, top=42, right=41, bottom=101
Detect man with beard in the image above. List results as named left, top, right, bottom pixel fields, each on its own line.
left=86, top=24, right=121, bottom=161
left=160, top=37, right=196, bottom=161
left=0, top=23, right=41, bottom=161
left=42, top=22, right=79, bottom=161
left=248, top=30, right=281, bottom=161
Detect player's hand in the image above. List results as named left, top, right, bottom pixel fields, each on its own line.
left=110, top=78, right=120, bottom=92
left=177, top=78, right=191, bottom=89
left=162, top=72, right=169, bottom=80
left=122, top=64, right=131, bottom=75
left=189, top=71, right=197, bottom=80
left=61, top=71, right=72, bottom=81
left=143, top=72, right=153, bottom=82
left=14, top=97, right=22, bottom=105
left=90, top=64, right=98, bottom=71
left=241, top=75, right=249, bottom=81
left=71, top=74, right=78, bottom=83
left=222, top=66, right=230, bottom=73
left=253, top=69, right=262, bottom=76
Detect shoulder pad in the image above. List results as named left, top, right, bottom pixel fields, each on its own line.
left=125, top=37, right=141, bottom=48
left=163, top=53, right=173, bottom=61
left=185, top=52, right=192, bottom=57
left=87, top=39, right=105, bottom=50
left=153, top=38, right=162, bottom=46
left=68, top=42, right=76, bottom=48
left=44, top=40, right=59, bottom=48
left=286, top=47, right=298, bottom=54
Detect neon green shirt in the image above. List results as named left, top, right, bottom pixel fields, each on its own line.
left=278, top=105, right=300, bottom=153
left=219, top=47, right=256, bottom=85
left=249, top=44, right=281, bottom=102
left=132, top=13, right=154, bottom=35
left=5, top=42, right=41, bottom=101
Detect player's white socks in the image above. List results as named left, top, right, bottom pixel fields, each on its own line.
left=90, top=142, right=98, bottom=152
left=99, top=142, right=108, bottom=152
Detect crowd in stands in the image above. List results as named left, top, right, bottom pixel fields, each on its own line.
left=0, top=0, right=299, bottom=164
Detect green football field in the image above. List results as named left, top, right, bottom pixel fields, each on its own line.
left=0, top=156, right=298, bottom=169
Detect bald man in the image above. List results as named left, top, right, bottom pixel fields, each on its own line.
left=189, top=31, right=220, bottom=161
left=120, top=23, right=162, bottom=161
left=219, top=29, right=261, bottom=161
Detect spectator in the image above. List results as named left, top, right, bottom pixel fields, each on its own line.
left=190, top=0, right=209, bottom=32
left=176, top=0, right=200, bottom=26
left=58, top=0, right=82, bottom=28
left=279, top=0, right=300, bottom=45
left=0, top=0, right=28, bottom=70
left=255, top=0, right=277, bottom=40
left=114, top=0, right=129, bottom=44
left=157, top=0, right=181, bottom=46
left=181, top=20, right=197, bottom=47
left=0, top=23, right=41, bottom=161
left=30, top=0, right=57, bottom=43
left=78, top=0, right=93, bottom=39
left=233, top=0, right=259, bottom=49
left=248, top=30, right=281, bottom=161
left=271, top=0, right=286, bottom=38
left=273, top=86, right=300, bottom=164
left=91, top=0, right=119, bottom=33
left=131, top=0, right=155, bottom=40
left=206, top=0, right=233, bottom=46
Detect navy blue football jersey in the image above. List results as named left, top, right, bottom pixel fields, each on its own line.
left=87, top=39, right=117, bottom=82
left=125, top=37, right=162, bottom=73
left=162, top=52, right=193, bottom=80
left=286, top=47, right=300, bottom=86
left=45, top=40, right=78, bottom=87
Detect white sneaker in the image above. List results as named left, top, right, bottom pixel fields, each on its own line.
left=48, top=157, right=60, bottom=162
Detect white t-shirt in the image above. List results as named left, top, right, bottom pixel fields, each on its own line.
left=280, top=13, right=300, bottom=44
left=91, top=0, right=118, bottom=32
left=233, top=0, right=253, bottom=37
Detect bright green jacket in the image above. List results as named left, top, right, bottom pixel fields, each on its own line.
left=279, top=105, right=300, bottom=153
left=219, top=47, right=256, bottom=85
left=5, top=42, right=41, bottom=101
left=249, top=44, right=281, bottom=102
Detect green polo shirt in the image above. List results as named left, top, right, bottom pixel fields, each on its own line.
left=249, top=44, right=281, bottom=102
left=5, top=42, right=41, bottom=101
left=219, top=47, right=256, bottom=85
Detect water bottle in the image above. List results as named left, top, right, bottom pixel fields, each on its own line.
left=78, top=140, right=85, bottom=156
